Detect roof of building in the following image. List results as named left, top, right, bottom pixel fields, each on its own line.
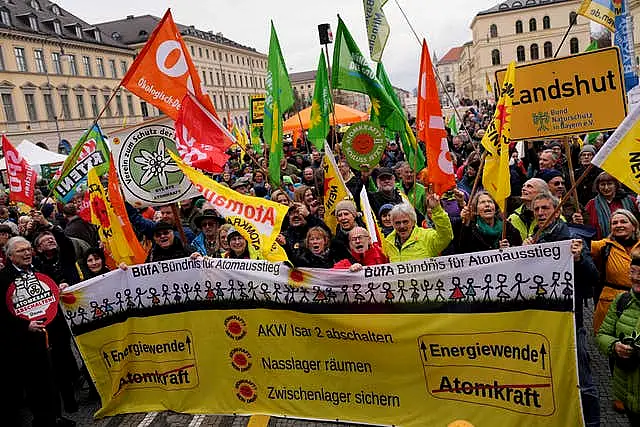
left=438, top=46, right=464, bottom=65
left=478, top=0, right=569, bottom=16
left=0, top=0, right=129, bottom=49
left=289, top=70, right=316, bottom=83
left=96, top=14, right=262, bottom=54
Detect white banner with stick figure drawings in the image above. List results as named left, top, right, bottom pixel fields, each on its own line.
left=61, top=240, right=583, bottom=427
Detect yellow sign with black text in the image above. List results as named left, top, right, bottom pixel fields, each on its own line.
left=496, top=47, right=626, bottom=140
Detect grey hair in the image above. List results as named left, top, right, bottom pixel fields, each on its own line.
left=609, top=209, right=640, bottom=240
left=532, top=192, right=559, bottom=208
left=389, top=203, right=417, bottom=224
left=5, top=236, right=31, bottom=257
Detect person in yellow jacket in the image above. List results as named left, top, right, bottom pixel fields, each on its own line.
left=382, top=194, right=453, bottom=262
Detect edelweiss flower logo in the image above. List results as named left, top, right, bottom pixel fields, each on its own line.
left=133, top=138, right=179, bottom=186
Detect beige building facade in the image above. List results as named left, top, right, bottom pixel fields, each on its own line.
left=98, top=15, right=267, bottom=131
left=0, top=1, right=143, bottom=151
left=441, top=0, right=591, bottom=104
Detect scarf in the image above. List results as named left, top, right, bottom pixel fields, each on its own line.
left=595, top=194, right=636, bottom=237
left=476, top=218, right=503, bottom=248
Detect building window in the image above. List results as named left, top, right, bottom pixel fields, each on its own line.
left=34, top=49, right=46, bottom=73
left=103, top=94, right=112, bottom=117
left=569, top=12, right=577, bottom=25
left=234, top=75, right=237, bottom=86
left=570, top=37, right=579, bottom=54
left=2, top=93, right=15, bottom=122
left=82, top=55, right=92, bottom=76
left=51, top=52, right=62, bottom=74
left=491, top=49, right=501, bottom=65
left=0, top=46, right=5, bottom=71
left=231, top=96, right=235, bottom=109
left=543, top=16, right=550, bottom=29
left=75, top=25, right=82, bottom=39
left=212, top=94, right=217, bottom=109
left=14, top=47, right=27, bottom=72
left=90, top=94, right=98, bottom=117
left=198, top=47, right=202, bottom=58
left=530, top=44, right=539, bottom=60
left=216, top=72, right=220, bottom=85
left=76, top=94, right=86, bottom=119
left=190, top=46, right=195, bottom=56
left=52, top=5, right=60, bottom=15
left=202, top=70, right=207, bottom=85
left=94, top=30, right=101, bottom=43
left=516, top=46, right=525, bottom=62
left=30, top=0, right=40, bottom=11
left=109, top=59, right=117, bottom=78
left=515, top=20, right=523, bottom=34
left=0, top=8, right=10, bottom=26
left=120, top=60, right=127, bottom=76
left=544, top=42, right=553, bottom=58
left=115, top=94, right=123, bottom=116
left=43, top=93, right=55, bottom=120
left=126, top=94, right=134, bottom=116
left=53, top=20, right=61, bottom=35
left=28, top=16, right=38, bottom=31
left=489, top=24, right=498, bottom=38
left=529, top=18, right=537, bottom=31
left=96, top=58, right=105, bottom=77
left=68, top=55, right=77, bottom=75
left=60, top=93, right=71, bottom=119
left=209, top=71, right=213, bottom=85
left=24, top=93, right=38, bottom=121
left=140, top=101, right=148, bottom=117
left=205, top=49, right=209, bottom=59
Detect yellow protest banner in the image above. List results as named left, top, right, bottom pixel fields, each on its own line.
left=495, top=47, right=626, bottom=140
left=62, top=242, right=583, bottom=426
left=169, top=151, right=289, bottom=261
left=250, top=95, right=265, bottom=127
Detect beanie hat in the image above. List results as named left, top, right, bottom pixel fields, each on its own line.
left=378, top=203, right=394, bottom=217
left=538, top=168, right=563, bottom=183
left=580, top=145, right=596, bottom=156
left=334, top=200, right=357, bottom=217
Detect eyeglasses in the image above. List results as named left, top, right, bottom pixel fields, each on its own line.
left=201, top=221, right=218, bottom=228
left=350, top=235, right=370, bottom=241
left=154, top=230, right=172, bottom=237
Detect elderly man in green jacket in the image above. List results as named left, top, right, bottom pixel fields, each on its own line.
left=382, top=194, right=453, bottom=262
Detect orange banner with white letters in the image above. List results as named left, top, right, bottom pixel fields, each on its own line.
left=121, top=9, right=215, bottom=119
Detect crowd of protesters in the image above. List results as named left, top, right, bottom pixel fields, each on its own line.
left=1, top=102, right=639, bottom=426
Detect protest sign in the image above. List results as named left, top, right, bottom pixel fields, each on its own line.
left=7, top=272, right=59, bottom=325
left=495, top=47, right=626, bottom=140
left=110, top=118, right=200, bottom=207
left=341, top=121, right=386, bottom=169
left=63, top=241, right=582, bottom=426
left=250, top=95, right=265, bottom=127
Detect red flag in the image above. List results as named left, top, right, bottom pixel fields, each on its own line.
left=2, top=136, right=37, bottom=206
left=417, top=40, right=456, bottom=195
left=175, top=93, right=233, bottom=173
left=121, top=9, right=215, bottom=120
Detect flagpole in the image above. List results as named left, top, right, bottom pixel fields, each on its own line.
left=563, top=135, right=580, bottom=213
left=531, top=163, right=594, bottom=242
left=553, top=20, right=575, bottom=58
left=391, top=0, right=472, bottom=143
left=468, top=152, right=487, bottom=203
left=325, top=34, right=339, bottom=151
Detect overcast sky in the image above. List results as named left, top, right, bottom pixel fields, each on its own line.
left=62, top=0, right=499, bottom=91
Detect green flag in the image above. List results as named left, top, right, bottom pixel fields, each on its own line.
left=264, top=22, right=294, bottom=186
left=585, top=40, right=598, bottom=52
left=308, top=50, right=331, bottom=151
left=50, top=124, right=110, bottom=203
left=332, top=17, right=402, bottom=132
left=373, top=62, right=425, bottom=170
left=448, top=115, right=459, bottom=136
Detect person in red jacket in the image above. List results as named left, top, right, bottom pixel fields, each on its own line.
left=333, top=226, right=388, bottom=271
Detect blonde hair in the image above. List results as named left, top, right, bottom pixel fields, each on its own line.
left=609, top=209, right=640, bottom=240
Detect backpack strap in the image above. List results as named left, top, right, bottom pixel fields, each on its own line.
left=615, top=291, right=633, bottom=319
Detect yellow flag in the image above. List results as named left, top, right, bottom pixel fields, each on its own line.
left=481, top=61, right=516, bottom=211
left=322, top=142, right=353, bottom=233
left=485, top=73, right=493, bottom=95
left=87, top=166, right=147, bottom=266
left=169, top=151, right=290, bottom=262
left=592, top=105, right=640, bottom=194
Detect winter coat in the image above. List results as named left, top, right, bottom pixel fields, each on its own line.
left=457, top=219, right=522, bottom=254
left=382, top=205, right=453, bottom=262
left=591, top=238, right=640, bottom=331
left=596, top=291, right=640, bottom=413
left=508, top=205, right=537, bottom=241
left=146, top=239, right=194, bottom=263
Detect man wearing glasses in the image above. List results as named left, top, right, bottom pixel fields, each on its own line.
left=334, top=226, right=388, bottom=271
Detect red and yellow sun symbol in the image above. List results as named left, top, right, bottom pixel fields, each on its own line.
left=224, top=315, right=247, bottom=340
left=59, top=286, right=88, bottom=313
left=229, top=348, right=252, bottom=372
left=235, top=379, right=257, bottom=403
left=288, top=268, right=312, bottom=288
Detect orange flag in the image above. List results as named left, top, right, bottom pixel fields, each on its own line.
left=121, top=9, right=215, bottom=120
left=416, top=39, right=455, bottom=195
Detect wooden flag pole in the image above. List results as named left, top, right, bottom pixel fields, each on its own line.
left=171, top=203, right=189, bottom=245
left=563, top=135, right=581, bottom=213
left=468, top=152, right=487, bottom=204
left=531, top=163, right=595, bottom=242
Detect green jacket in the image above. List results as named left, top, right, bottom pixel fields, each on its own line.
left=508, top=205, right=537, bottom=241
left=383, top=205, right=453, bottom=262
left=596, top=291, right=640, bottom=413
